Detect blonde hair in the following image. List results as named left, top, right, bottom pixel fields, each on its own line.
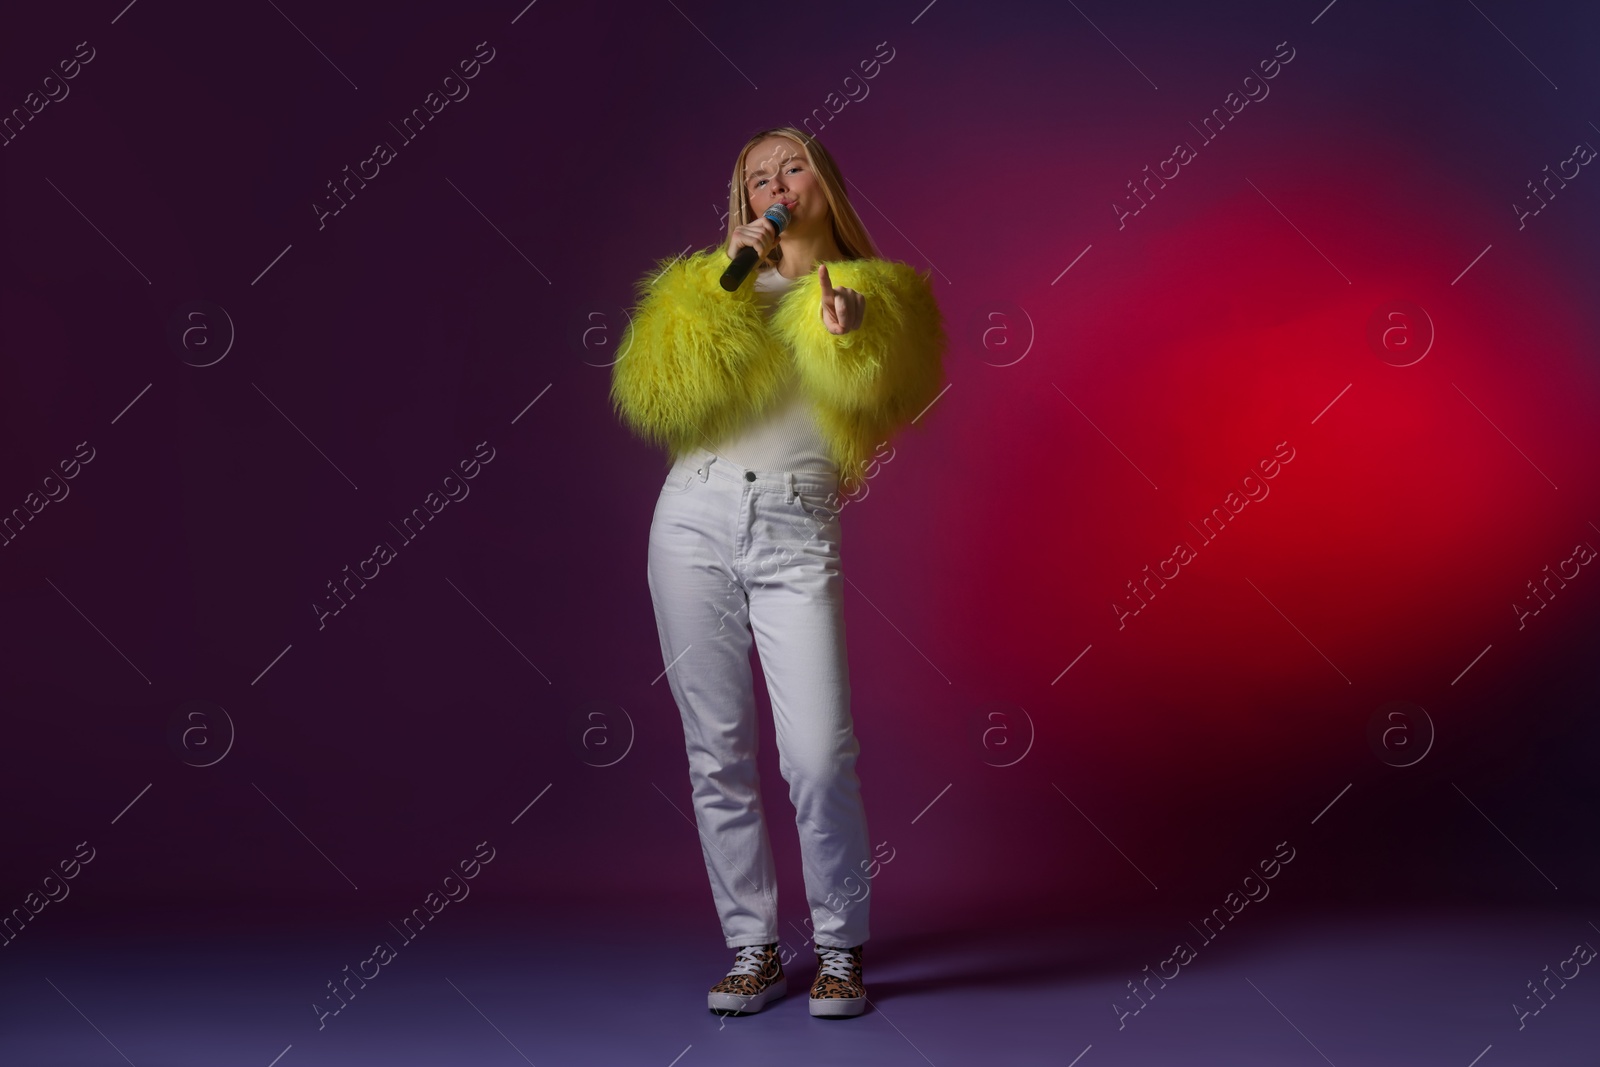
left=725, top=127, right=879, bottom=269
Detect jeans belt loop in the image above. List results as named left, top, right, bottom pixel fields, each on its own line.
left=785, top=472, right=797, bottom=503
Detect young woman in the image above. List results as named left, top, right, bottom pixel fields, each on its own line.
left=610, top=126, right=946, bottom=1018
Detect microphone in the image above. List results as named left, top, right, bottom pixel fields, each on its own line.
left=719, top=203, right=791, bottom=292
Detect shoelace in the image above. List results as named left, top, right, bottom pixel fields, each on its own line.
left=726, top=945, right=775, bottom=978
left=815, top=947, right=859, bottom=982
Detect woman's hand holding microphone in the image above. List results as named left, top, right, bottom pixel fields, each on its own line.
left=726, top=216, right=782, bottom=265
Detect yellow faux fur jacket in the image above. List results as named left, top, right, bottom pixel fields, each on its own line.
left=609, top=245, right=947, bottom=488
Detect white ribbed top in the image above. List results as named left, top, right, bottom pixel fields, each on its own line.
left=705, top=267, right=836, bottom=475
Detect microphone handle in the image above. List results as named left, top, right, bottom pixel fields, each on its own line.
left=720, top=244, right=761, bottom=292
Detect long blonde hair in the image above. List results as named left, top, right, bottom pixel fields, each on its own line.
left=725, top=127, right=879, bottom=269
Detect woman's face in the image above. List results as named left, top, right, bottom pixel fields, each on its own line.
left=741, top=136, right=828, bottom=237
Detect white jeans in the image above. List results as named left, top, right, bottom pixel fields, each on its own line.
left=647, top=446, right=871, bottom=950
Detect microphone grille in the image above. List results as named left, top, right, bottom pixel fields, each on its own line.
left=764, top=203, right=792, bottom=232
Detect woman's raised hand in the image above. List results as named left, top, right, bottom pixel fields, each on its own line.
left=726, top=217, right=780, bottom=263
left=818, top=264, right=864, bottom=335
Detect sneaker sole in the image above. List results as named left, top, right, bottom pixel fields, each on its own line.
left=809, top=994, right=865, bottom=1017
left=708, top=976, right=787, bottom=1015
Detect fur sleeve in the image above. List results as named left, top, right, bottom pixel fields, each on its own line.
left=608, top=246, right=790, bottom=452
left=774, top=257, right=948, bottom=425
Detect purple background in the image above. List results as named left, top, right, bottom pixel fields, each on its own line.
left=2, top=0, right=1598, bottom=1062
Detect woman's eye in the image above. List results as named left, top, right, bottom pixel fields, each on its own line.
left=753, top=167, right=801, bottom=188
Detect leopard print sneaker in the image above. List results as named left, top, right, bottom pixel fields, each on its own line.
left=708, top=942, right=787, bottom=1015
left=809, top=943, right=865, bottom=1017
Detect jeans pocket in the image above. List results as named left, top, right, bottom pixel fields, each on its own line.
left=793, top=486, right=842, bottom=525
left=660, top=468, right=697, bottom=496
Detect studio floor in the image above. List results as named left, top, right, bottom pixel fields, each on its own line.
left=3, top=896, right=1594, bottom=1065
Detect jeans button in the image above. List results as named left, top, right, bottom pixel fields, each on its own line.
left=744, top=470, right=756, bottom=481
